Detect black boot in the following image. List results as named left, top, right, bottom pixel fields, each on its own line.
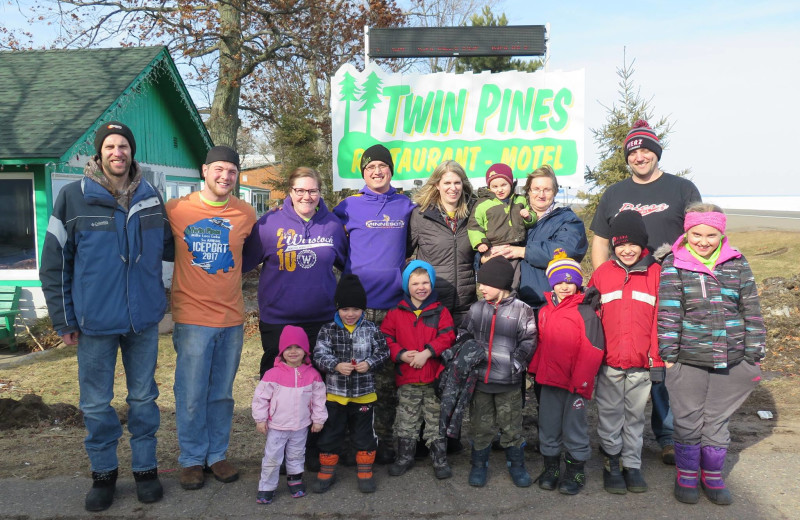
left=536, top=455, right=561, bottom=490
left=388, top=437, right=416, bottom=476
left=430, top=438, right=452, bottom=479
left=558, top=453, right=586, bottom=495
left=133, top=468, right=163, bottom=503
left=623, top=467, right=648, bottom=493
left=505, top=446, right=532, bottom=487
left=85, top=468, right=117, bottom=512
left=375, top=439, right=396, bottom=465
left=468, top=445, right=491, bottom=487
left=600, top=447, right=626, bottom=495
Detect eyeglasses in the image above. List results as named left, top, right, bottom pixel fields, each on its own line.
left=292, top=188, right=321, bottom=197
left=364, top=164, right=390, bottom=174
left=530, top=187, right=554, bottom=195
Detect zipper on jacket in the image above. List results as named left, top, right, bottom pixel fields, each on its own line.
left=700, top=275, right=707, bottom=298
left=485, top=303, right=498, bottom=383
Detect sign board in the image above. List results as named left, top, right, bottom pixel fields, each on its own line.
left=369, top=26, right=547, bottom=58
left=331, top=64, right=585, bottom=191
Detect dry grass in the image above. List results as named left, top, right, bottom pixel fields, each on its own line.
left=0, top=335, right=268, bottom=480
left=726, top=230, right=800, bottom=283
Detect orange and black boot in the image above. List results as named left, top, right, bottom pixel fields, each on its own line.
left=356, top=450, right=377, bottom=493
left=312, top=453, right=339, bottom=494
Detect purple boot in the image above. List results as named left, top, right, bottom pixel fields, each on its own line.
left=673, top=442, right=700, bottom=504
left=701, top=446, right=733, bottom=505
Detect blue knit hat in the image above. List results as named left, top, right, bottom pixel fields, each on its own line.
left=402, top=260, right=436, bottom=295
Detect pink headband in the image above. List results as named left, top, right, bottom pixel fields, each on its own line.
left=684, top=211, right=727, bottom=233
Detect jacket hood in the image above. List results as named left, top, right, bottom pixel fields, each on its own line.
left=670, top=235, right=741, bottom=275
left=277, top=325, right=311, bottom=365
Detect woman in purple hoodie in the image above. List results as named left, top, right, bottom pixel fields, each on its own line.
left=243, top=167, right=348, bottom=378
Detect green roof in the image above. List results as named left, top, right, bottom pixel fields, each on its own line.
left=0, top=46, right=166, bottom=159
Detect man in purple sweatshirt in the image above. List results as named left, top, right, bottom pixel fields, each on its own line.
left=333, top=144, right=415, bottom=463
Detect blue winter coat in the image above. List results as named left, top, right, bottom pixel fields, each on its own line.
left=518, top=205, right=588, bottom=309
left=40, top=171, right=174, bottom=336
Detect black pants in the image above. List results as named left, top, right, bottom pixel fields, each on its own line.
left=317, top=401, right=378, bottom=454
left=258, top=320, right=327, bottom=378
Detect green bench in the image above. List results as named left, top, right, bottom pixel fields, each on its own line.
left=0, top=286, right=21, bottom=352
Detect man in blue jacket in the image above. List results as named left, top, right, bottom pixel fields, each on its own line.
left=40, top=122, right=174, bottom=512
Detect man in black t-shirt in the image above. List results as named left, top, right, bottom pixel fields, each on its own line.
left=589, top=119, right=701, bottom=466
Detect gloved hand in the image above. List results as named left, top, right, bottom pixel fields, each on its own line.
left=650, top=366, right=665, bottom=384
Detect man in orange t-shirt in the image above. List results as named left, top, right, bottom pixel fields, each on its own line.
left=166, top=145, right=256, bottom=491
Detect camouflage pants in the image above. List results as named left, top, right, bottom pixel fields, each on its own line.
left=470, top=389, right=524, bottom=450
left=393, top=384, right=442, bottom=445
left=365, top=308, right=396, bottom=442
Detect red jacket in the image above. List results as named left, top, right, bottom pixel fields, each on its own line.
left=528, top=288, right=605, bottom=399
left=381, top=297, right=456, bottom=386
left=588, top=254, right=664, bottom=370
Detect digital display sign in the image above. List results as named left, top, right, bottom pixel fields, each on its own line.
left=368, top=26, right=547, bottom=58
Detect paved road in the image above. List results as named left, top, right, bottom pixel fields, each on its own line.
left=0, top=445, right=796, bottom=519
left=725, top=210, right=800, bottom=232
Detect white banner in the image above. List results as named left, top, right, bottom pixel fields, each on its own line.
left=331, top=64, right=585, bottom=190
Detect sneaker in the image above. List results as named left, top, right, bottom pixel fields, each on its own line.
left=256, top=490, right=274, bottom=504
left=662, top=445, right=676, bottom=465
left=180, top=466, right=205, bottom=490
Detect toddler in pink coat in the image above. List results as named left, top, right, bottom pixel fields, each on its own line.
left=251, top=325, right=327, bottom=504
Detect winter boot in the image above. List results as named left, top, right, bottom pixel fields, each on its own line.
left=430, top=438, right=453, bottom=479
left=673, top=442, right=701, bottom=504
left=599, top=446, right=626, bottom=495
left=133, top=468, right=163, bottom=503
left=312, top=453, right=339, bottom=494
left=700, top=446, right=733, bottom=505
left=375, top=439, right=395, bottom=465
left=356, top=450, right=377, bottom=493
left=505, top=445, right=532, bottom=487
left=468, top=445, right=491, bottom=487
left=85, top=468, right=117, bottom=512
left=389, top=437, right=416, bottom=476
left=536, top=455, right=560, bottom=490
left=622, top=467, right=648, bottom=493
left=558, top=453, right=586, bottom=495
left=287, top=473, right=306, bottom=498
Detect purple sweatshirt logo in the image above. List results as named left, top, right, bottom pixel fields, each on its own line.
left=366, top=214, right=405, bottom=229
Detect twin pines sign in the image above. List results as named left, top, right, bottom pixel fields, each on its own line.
left=331, top=64, right=585, bottom=190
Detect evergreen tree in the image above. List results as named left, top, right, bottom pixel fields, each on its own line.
left=581, top=54, right=688, bottom=218
left=454, top=6, right=542, bottom=74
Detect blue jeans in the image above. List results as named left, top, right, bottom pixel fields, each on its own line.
left=173, top=323, right=244, bottom=468
left=650, top=381, right=674, bottom=447
left=77, top=325, right=160, bottom=473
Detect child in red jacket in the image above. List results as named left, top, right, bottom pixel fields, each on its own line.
left=380, top=260, right=456, bottom=479
left=588, top=210, right=664, bottom=495
left=529, top=249, right=605, bottom=495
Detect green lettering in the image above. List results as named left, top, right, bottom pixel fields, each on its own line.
left=531, top=89, right=554, bottom=133
left=403, top=91, right=436, bottom=134
left=550, top=88, right=572, bottom=132
left=475, top=84, right=501, bottom=134
left=441, top=89, right=468, bottom=133
left=383, top=85, right=411, bottom=134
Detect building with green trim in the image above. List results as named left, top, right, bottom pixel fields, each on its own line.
left=0, top=46, right=212, bottom=319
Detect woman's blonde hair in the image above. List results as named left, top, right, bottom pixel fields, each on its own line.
left=413, top=160, right=474, bottom=219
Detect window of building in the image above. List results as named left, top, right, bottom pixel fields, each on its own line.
left=0, top=175, right=37, bottom=276
left=252, top=190, right=272, bottom=215
left=166, top=181, right=199, bottom=200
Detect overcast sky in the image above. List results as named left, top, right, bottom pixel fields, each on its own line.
left=501, top=0, right=800, bottom=197
left=4, top=1, right=799, bottom=197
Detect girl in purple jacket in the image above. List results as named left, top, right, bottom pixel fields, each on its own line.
left=251, top=326, right=327, bottom=505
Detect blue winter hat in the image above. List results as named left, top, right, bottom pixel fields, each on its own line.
left=402, top=260, right=436, bottom=295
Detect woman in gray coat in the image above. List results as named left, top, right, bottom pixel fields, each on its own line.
left=410, top=160, right=477, bottom=327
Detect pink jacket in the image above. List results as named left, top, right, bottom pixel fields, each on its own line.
left=251, top=361, right=328, bottom=431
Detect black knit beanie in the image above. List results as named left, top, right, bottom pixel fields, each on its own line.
left=335, top=274, right=367, bottom=310
left=624, top=120, right=662, bottom=160
left=477, top=256, right=515, bottom=292
left=360, top=144, right=394, bottom=176
left=205, top=145, right=240, bottom=169
left=94, top=121, right=136, bottom=158
left=611, top=210, right=649, bottom=249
